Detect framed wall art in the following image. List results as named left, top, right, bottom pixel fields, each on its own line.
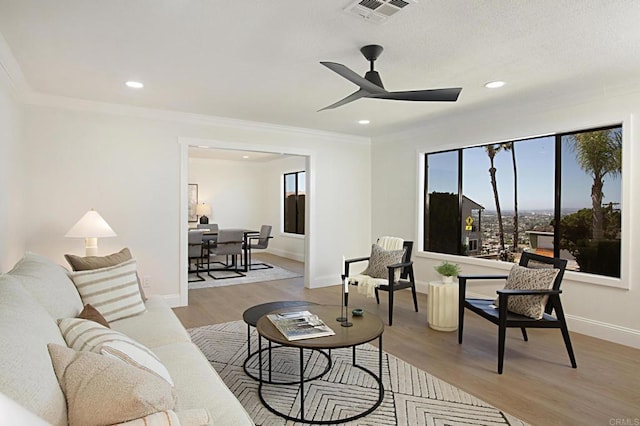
left=188, top=184, right=198, bottom=222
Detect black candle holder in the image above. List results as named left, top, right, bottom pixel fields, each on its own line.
left=337, top=274, right=352, bottom=327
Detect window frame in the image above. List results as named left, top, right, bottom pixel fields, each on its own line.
left=418, top=121, right=630, bottom=290
left=283, top=170, right=305, bottom=235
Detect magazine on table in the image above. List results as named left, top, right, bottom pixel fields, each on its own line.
left=267, top=310, right=335, bottom=341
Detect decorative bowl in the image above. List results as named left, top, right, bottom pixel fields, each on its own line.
left=351, top=308, right=364, bottom=317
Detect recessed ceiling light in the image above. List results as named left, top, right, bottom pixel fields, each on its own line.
left=358, top=119, right=370, bottom=125
left=242, top=155, right=250, bottom=159
left=125, top=81, right=144, bottom=89
left=484, top=81, right=505, bottom=89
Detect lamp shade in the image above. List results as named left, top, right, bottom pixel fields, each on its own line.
left=65, top=209, right=117, bottom=238
left=196, top=203, right=211, bottom=216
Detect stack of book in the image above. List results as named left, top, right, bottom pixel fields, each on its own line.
left=267, top=310, right=335, bottom=341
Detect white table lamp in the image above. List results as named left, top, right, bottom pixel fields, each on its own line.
left=196, top=203, right=212, bottom=224
left=65, top=209, right=117, bottom=256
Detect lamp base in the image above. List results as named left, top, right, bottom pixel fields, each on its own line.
left=199, top=216, right=209, bottom=224
left=84, top=237, right=98, bottom=257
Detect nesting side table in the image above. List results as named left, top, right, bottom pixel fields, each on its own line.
left=427, top=281, right=459, bottom=331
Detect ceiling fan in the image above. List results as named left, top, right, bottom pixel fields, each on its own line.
left=319, top=44, right=462, bottom=111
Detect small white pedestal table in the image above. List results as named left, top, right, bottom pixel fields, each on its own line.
left=427, top=281, right=459, bottom=331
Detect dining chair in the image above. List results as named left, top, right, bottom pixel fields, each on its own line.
left=187, top=230, right=206, bottom=282
left=207, top=229, right=245, bottom=279
left=247, top=225, right=273, bottom=270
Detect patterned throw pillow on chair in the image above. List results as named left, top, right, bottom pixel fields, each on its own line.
left=495, top=264, right=559, bottom=319
left=361, top=244, right=406, bottom=281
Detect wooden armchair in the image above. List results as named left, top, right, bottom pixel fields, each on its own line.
left=345, top=240, right=418, bottom=326
left=458, top=251, right=577, bottom=374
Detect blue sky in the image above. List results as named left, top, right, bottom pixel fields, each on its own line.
left=428, top=136, right=622, bottom=212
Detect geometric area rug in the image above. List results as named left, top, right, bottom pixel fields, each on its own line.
left=188, top=321, right=529, bottom=426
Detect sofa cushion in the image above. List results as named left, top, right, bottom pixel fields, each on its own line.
left=0, top=275, right=68, bottom=426
left=8, top=251, right=83, bottom=320
left=152, top=342, right=254, bottom=425
left=101, top=340, right=174, bottom=386
left=78, top=303, right=110, bottom=328
left=69, top=259, right=146, bottom=322
left=58, top=317, right=173, bottom=385
left=48, top=343, right=175, bottom=426
left=110, top=296, right=192, bottom=348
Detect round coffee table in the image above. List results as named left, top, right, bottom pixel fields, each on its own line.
left=242, top=301, right=325, bottom=383
left=256, top=305, right=385, bottom=424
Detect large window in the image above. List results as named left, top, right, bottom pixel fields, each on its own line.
left=284, top=171, right=305, bottom=235
left=424, top=125, right=622, bottom=278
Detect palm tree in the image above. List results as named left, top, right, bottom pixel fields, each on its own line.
left=570, top=128, right=622, bottom=240
left=501, top=142, right=519, bottom=252
left=485, top=144, right=505, bottom=254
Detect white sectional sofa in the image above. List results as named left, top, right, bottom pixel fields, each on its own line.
left=0, top=252, right=254, bottom=425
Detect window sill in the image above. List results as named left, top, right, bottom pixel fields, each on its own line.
left=416, top=251, right=629, bottom=290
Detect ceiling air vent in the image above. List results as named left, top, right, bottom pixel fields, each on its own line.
left=344, top=0, right=414, bottom=24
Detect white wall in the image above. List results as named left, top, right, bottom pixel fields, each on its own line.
left=19, top=102, right=370, bottom=305
left=188, top=154, right=306, bottom=261
left=0, top=69, right=24, bottom=271
left=372, top=87, right=640, bottom=348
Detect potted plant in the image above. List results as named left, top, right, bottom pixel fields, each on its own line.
left=434, top=261, right=461, bottom=284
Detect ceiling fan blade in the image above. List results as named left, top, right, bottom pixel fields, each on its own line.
left=318, top=89, right=369, bottom=111
left=320, top=62, right=386, bottom=94
left=370, top=87, right=462, bottom=102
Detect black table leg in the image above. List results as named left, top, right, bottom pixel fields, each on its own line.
left=299, top=347, right=305, bottom=422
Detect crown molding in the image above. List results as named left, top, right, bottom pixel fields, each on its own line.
left=0, top=30, right=369, bottom=145
left=24, top=91, right=370, bottom=145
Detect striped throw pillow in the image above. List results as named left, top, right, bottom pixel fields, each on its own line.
left=58, top=318, right=173, bottom=386
left=69, top=259, right=145, bottom=322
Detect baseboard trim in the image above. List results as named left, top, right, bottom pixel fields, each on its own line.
left=265, top=248, right=305, bottom=263
left=430, top=284, right=640, bottom=349
left=308, top=274, right=340, bottom=289
left=161, top=293, right=183, bottom=308
left=566, top=314, right=640, bottom=349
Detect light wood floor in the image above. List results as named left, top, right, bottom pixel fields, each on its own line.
left=173, top=253, right=640, bottom=425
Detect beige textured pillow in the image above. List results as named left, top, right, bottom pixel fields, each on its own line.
left=495, top=264, right=560, bottom=319
left=64, top=248, right=133, bottom=271
left=362, top=244, right=405, bottom=280
left=47, top=343, right=175, bottom=426
left=69, top=259, right=146, bottom=322
left=78, top=303, right=110, bottom=328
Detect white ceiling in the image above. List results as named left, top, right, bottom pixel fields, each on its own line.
left=1, top=1, right=640, bottom=137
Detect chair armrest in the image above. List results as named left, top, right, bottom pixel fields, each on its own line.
left=496, top=289, right=562, bottom=296
left=458, top=274, right=509, bottom=308
left=344, top=256, right=370, bottom=277
left=216, top=240, right=243, bottom=245
left=346, top=256, right=370, bottom=264
left=387, top=260, right=412, bottom=270
left=458, top=274, right=509, bottom=281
